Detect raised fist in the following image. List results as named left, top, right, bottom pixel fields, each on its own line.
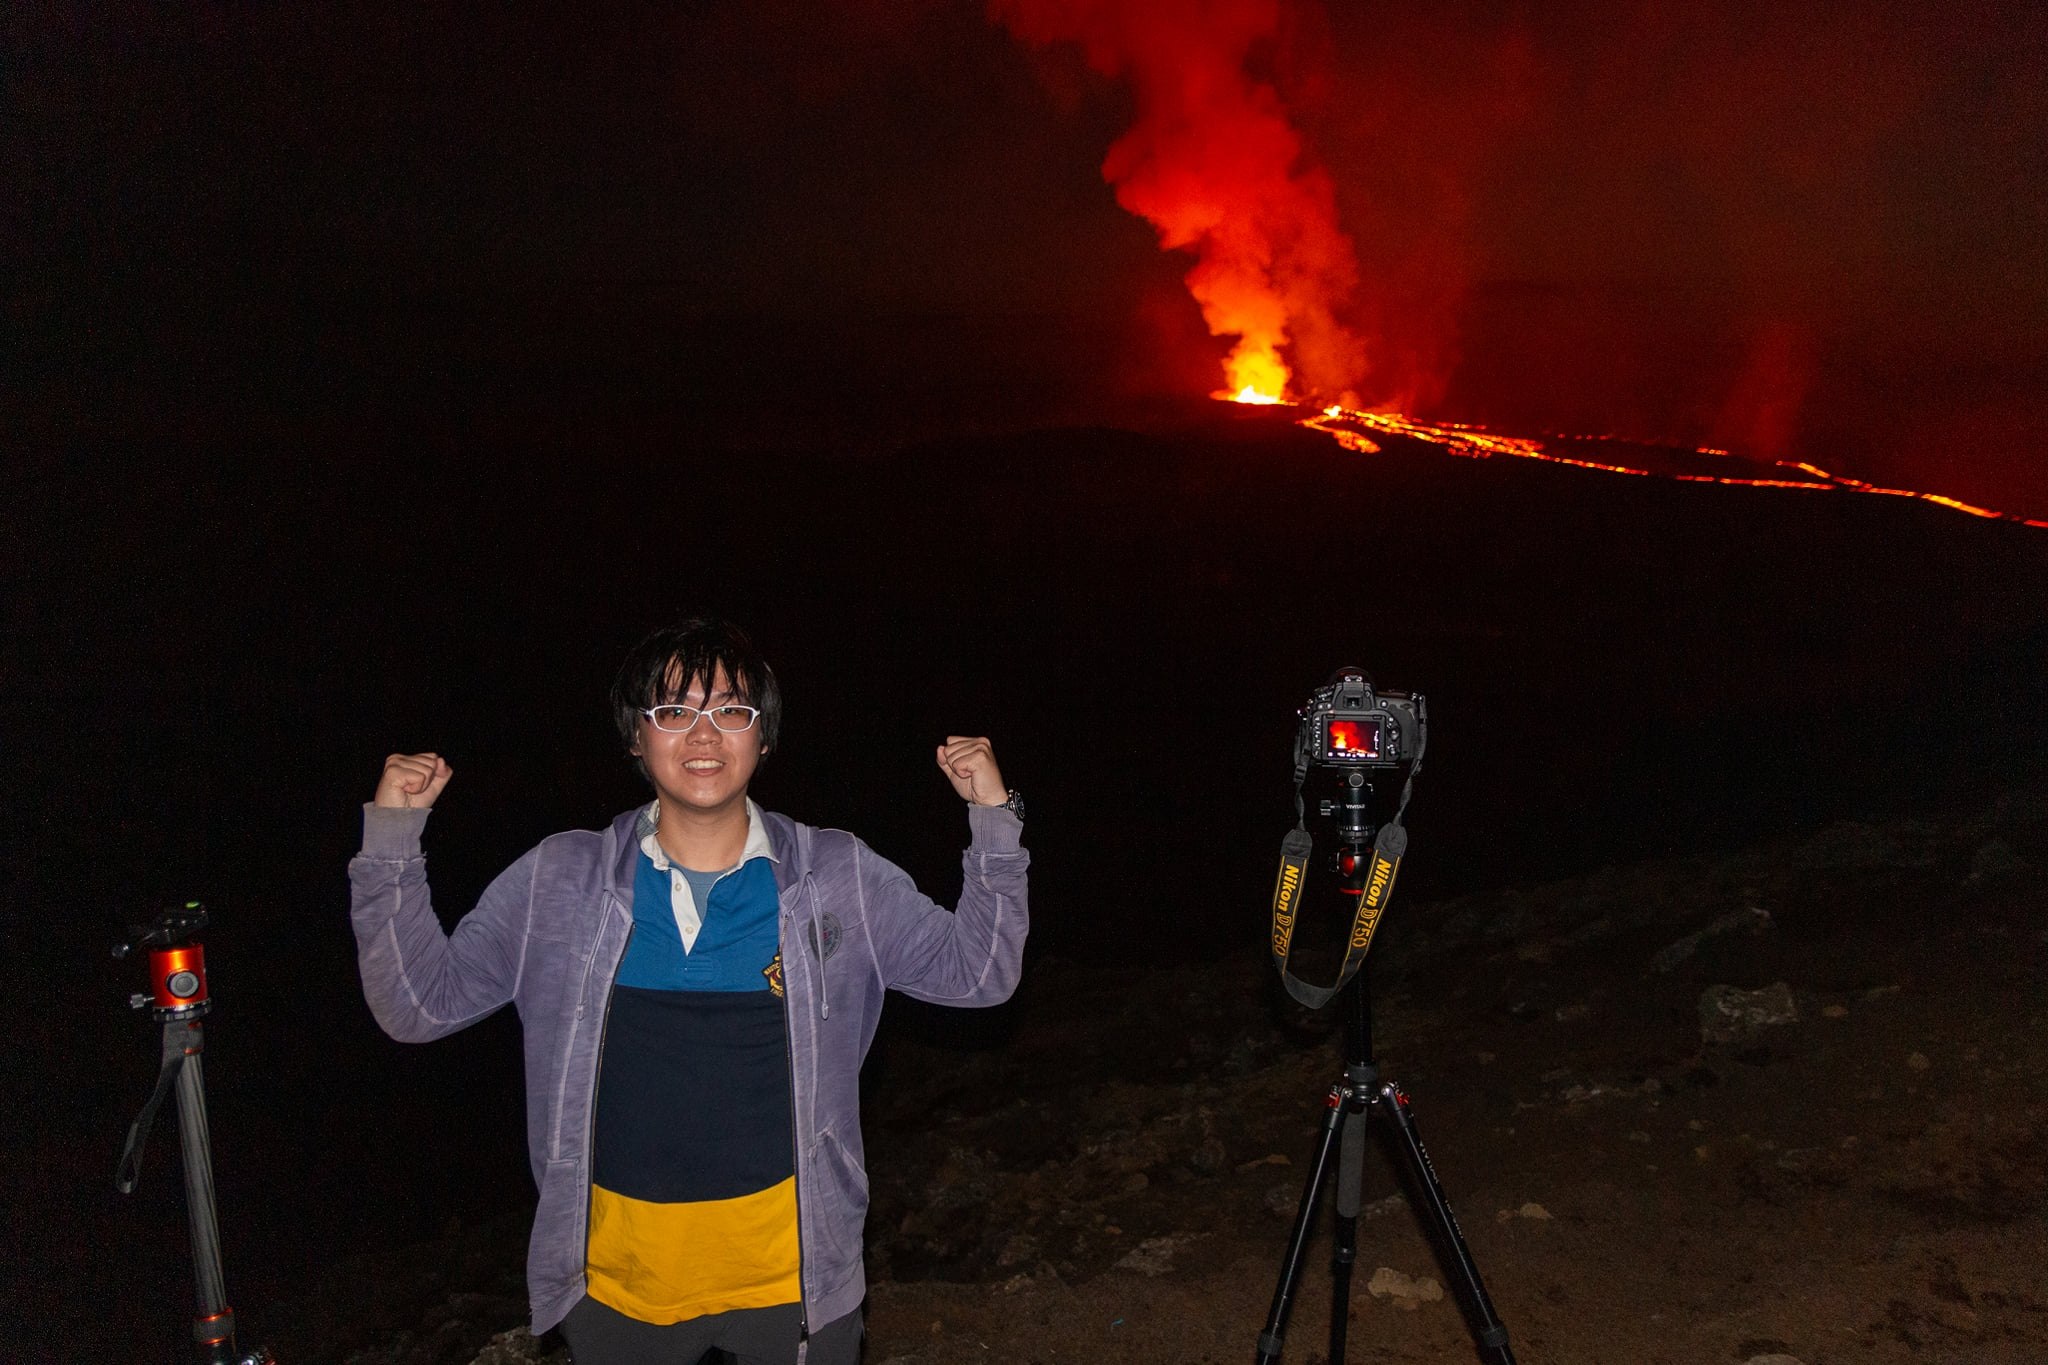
left=374, top=752, right=453, bottom=809
left=935, top=736, right=1006, bottom=807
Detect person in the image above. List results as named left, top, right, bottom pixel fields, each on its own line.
left=348, top=618, right=1028, bottom=1364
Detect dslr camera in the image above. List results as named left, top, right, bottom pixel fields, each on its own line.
left=1295, top=668, right=1424, bottom=772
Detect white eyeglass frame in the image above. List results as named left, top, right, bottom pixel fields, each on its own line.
left=639, top=704, right=761, bottom=734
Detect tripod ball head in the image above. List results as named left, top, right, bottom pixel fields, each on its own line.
left=116, top=902, right=212, bottom=1019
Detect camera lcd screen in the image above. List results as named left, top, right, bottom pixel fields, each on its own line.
left=1324, top=717, right=1382, bottom=761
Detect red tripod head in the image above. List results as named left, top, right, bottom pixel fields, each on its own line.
left=116, top=902, right=212, bottom=1020
left=149, top=942, right=209, bottom=1014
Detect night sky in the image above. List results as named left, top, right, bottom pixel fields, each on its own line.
left=11, top=0, right=2046, bottom=511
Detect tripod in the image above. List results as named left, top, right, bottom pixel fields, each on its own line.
left=116, top=904, right=274, bottom=1365
left=1257, top=819, right=1516, bottom=1364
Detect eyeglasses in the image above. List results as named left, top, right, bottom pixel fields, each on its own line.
left=640, top=704, right=761, bottom=734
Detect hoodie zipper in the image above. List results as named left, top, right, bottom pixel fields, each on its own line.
left=782, top=880, right=811, bottom=1343
left=782, top=863, right=823, bottom=1342
left=575, top=901, right=631, bottom=1276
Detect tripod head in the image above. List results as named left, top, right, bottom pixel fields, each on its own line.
left=1320, top=770, right=1377, bottom=875
left=115, top=902, right=211, bottom=1020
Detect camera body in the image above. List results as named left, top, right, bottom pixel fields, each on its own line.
left=1295, top=668, right=1424, bottom=771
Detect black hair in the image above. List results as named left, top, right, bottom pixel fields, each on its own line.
left=610, top=618, right=782, bottom=779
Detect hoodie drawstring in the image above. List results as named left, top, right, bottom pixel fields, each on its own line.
left=794, top=821, right=829, bottom=1021
left=807, top=875, right=830, bottom=1021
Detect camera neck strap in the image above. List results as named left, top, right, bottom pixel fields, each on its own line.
left=1270, top=732, right=1424, bottom=1010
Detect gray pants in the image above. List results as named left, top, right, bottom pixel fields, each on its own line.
left=561, top=1295, right=863, bottom=1365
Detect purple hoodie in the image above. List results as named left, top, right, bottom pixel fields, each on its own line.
left=349, top=801, right=1028, bottom=1340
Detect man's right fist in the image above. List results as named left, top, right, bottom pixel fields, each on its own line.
left=375, top=753, right=453, bottom=809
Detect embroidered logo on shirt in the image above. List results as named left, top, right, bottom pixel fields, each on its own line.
left=763, top=952, right=784, bottom=999
left=812, top=913, right=842, bottom=962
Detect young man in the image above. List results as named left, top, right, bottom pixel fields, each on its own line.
left=349, top=619, right=1028, bottom=1364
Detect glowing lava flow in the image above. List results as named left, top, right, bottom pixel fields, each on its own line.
left=1272, top=401, right=2048, bottom=528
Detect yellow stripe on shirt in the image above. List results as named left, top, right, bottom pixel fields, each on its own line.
left=585, top=1175, right=800, bottom=1324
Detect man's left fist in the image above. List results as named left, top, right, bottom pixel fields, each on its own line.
left=936, top=736, right=1006, bottom=806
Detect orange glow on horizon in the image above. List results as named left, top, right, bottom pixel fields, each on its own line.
left=1220, top=397, right=2048, bottom=529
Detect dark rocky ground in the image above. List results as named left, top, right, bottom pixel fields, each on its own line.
left=259, top=786, right=2048, bottom=1365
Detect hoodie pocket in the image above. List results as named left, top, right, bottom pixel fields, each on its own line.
left=811, top=1127, right=871, bottom=1273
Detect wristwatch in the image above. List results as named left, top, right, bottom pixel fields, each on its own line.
left=987, top=789, right=1025, bottom=821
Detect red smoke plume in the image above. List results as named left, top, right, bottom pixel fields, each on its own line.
left=991, top=0, right=1366, bottom=405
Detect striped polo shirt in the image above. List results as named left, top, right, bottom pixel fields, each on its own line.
left=585, top=801, right=797, bottom=1324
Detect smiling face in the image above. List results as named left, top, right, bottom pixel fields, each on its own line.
left=633, top=663, right=764, bottom=827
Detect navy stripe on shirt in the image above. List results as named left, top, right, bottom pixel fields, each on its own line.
left=592, top=986, right=794, bottom=1204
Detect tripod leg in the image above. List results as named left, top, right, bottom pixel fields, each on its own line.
left=172, top=1020, right=239, bottom=1364
left=1255, top=1087, right=1345, bottom=1365
left=1327, top=1084, right=1369, bottom=1365
left=1369, top=1081, right=1515, bottom=1365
